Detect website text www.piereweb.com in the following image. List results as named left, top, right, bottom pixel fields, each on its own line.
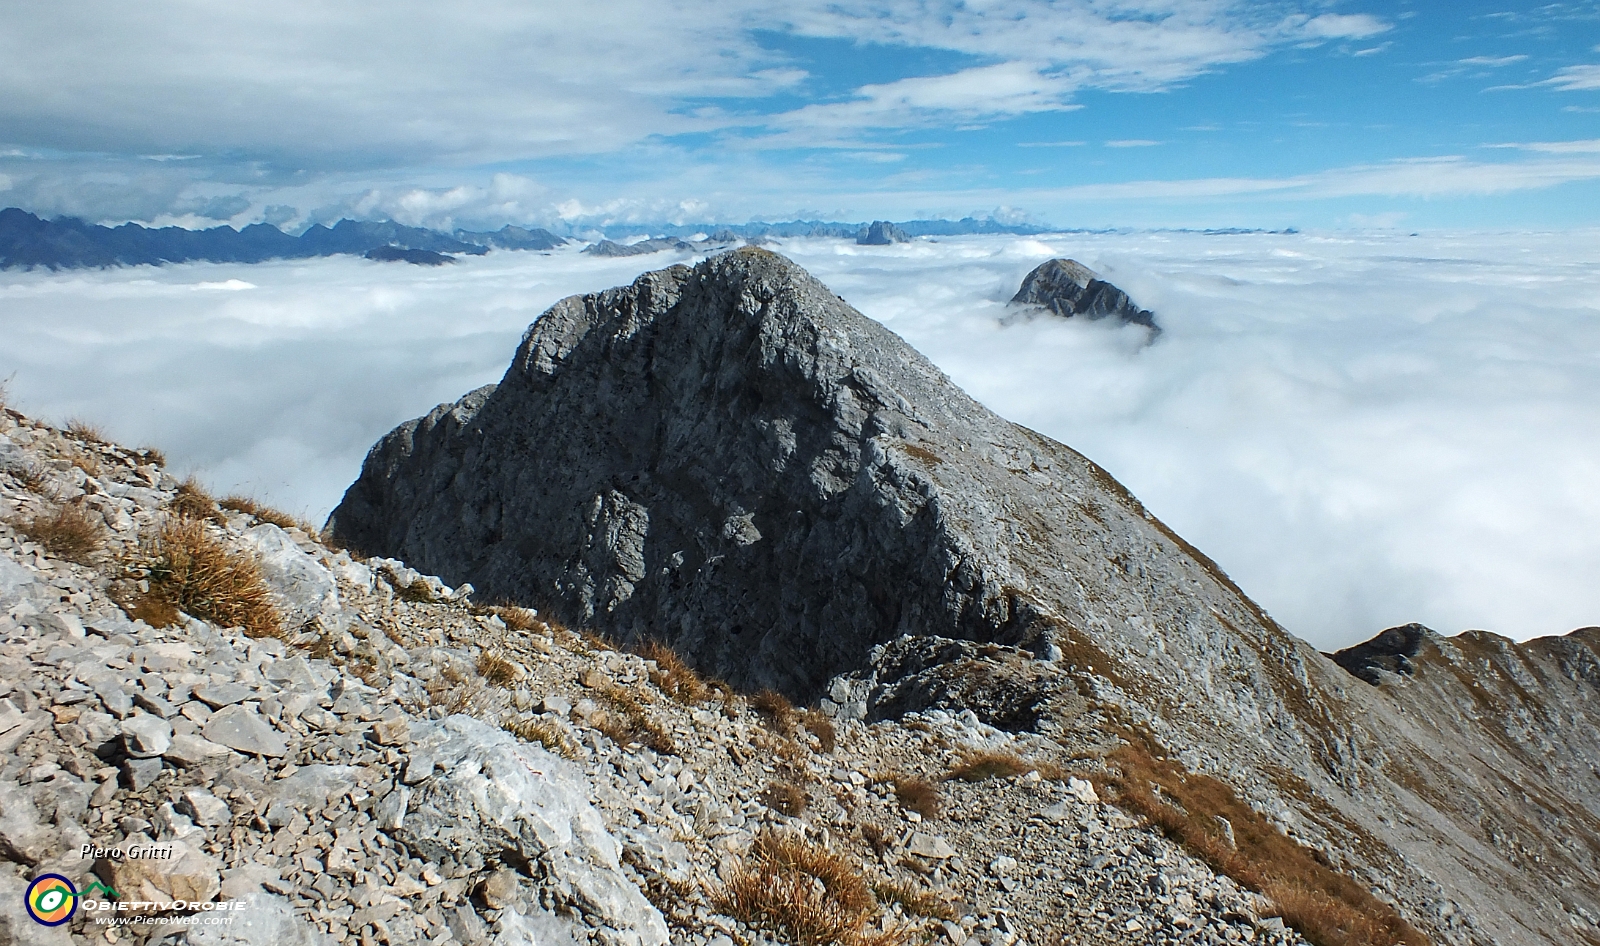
left=24, top=871, right=244, bottom=934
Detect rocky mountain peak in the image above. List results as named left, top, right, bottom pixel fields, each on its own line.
left=331, top=250, right=1600, bottom=945
left=1010, top=257, right=1159, bottom=333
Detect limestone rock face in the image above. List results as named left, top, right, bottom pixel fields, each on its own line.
left=332, top=248, right=1208, bottom=698
left=1010, top=257, right=1159, bottom=332
left=396, top=715, right=670, bottom=946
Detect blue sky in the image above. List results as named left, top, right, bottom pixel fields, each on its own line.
left=2, top=0, right=1598, bottom=230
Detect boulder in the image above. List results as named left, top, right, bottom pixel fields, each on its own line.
left=0, top=554, right=34, bottom=611
left=202, top=705, right=287, bottom=757
left=238, top=524, right=340, bottom=632
left=122, top=713, right=173, bottom=758
left=395, top=715, right=669, bottom=945
left=1009, top=257, right=1159, bottom=333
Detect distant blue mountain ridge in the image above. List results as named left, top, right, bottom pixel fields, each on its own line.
left=0, top=208, right=566, bottom=270
left=0, top=206, right=1295, bottom=270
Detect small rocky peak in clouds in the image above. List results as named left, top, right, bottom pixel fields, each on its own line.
left=1010, top=257, right=1160, bottom=335
left=857, top=220, right=912, bottom=245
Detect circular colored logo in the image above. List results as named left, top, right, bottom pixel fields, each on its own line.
left=25, top=874, right=77, bottom=926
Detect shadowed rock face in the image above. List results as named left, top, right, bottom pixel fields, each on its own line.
left=1010, top=257, right=1159, bottom=333
left=1330, top=622, right=1430, bottom=684
left=332, top=248, right=1600, bottom=945
left=330, top=249, right=1262, bottom=702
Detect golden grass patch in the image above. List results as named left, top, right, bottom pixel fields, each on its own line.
left=138, top=517, right=281, bottom=638
left=753, top=688, right=800, bottom=738
left=873, top=879, right=958, bottom=922
left=801, top=708, right=837, bottom=753
left=170, top=477, right=220, bottom=520
left=218, top=494, right=312, bottom=533
left=502, top=715, right=578, bottom=758
left=714, top=831, right=905, bottom=946
left=761, top=780, right=810, bottom=817
left=476, top=649, right=524, bottom=687
left=638, top=639, right=712, bottom=704
left=946, top=749, right=1033, bottom=782
left=13, top=502, right=105, bottom=563
left=595, top=683, right=676, bottom=754
left=1094, top=725, right=1427, bottom=946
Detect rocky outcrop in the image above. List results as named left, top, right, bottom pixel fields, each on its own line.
left=582, top=238, right=697, bottom=257
left=454, top=224, right=567, bottom=251
left=1009, top=257, right=1159, bottom=333
left=1328, top=622, right=1430, bottom=684
left=363, top=246, right=455, bottom=266
left=856, top=220, right=911, bottom=245
left=331, top=249, right=1600, bottom=945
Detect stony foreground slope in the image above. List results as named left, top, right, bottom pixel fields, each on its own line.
left=2, top=410, right=1323, bottom=946
left=330, top=248, right=1600, bottom=945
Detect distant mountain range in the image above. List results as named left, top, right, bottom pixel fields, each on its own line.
left=0, top=208, right=566, bottom=270
left=0, top=206, right=1298, bottom=271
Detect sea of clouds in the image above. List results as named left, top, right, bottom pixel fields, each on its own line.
left=2, top=231, right=1596, bottom=650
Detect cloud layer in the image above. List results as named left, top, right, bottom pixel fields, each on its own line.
left=2, top=231, right=1597, bottom=650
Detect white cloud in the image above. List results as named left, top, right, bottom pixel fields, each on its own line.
left=1105, top=139, right=1165, bottom=148
left=1000, top=152, right=1600, bottom=202
left=762, top=62, right=1087, bottom=141
left=1539, top=63, right=1600, bottom=91
left=3, top=230, right=1595, bottom=651
left=0, top=1, right=1392, bottom=169
left=1294, top=13, right=1391, bottom=39
left=1458, top=55, right=1528, bottom=67
left=1487, top=139, right=1600, bottom=154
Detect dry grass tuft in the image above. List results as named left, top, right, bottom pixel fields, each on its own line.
left=66, top=418, right=106, bottom=444
left=396, top=579, right=437, bottom=603
left=13, top=502, right=105, bottom=563
left=869, top=774, right=942, bottom=819
left=476, top=649, right=524, bottom=687
left=946, top=749, right=1033, bottom=782
left=762, top=780, right=810, bottom=817
left=116, top=588, right=181, bottom=628
left=139, top=517, right=281, bottom=638
left=802, top=709, right=837, bottom=753
left=1094, top=725, right=1427, bottom=946
left=426, top=663, right=482, bottom=714
left=595, top=683, right=677, bottom=754
left=638, top=639, right=712, bottom=704
left=12, top=462, right=55, bottom=496
left=136, top=446, right=168, bottom=467
left=70, top=453, right=101, bottom=477
left=753, top=688, right=800, bottom=737
left=169, top=477, right=220, bottom=520
left=502, top=715, right=578, bottom=758
left=218, top=494, right=310, bottom=533
left=860, top=823, right=891, bottom=857
left=714, top=830, right=902, bottom=946
left=490, top=604, right=541, bottom=632
left=873, top=880, right=958, bottom=921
